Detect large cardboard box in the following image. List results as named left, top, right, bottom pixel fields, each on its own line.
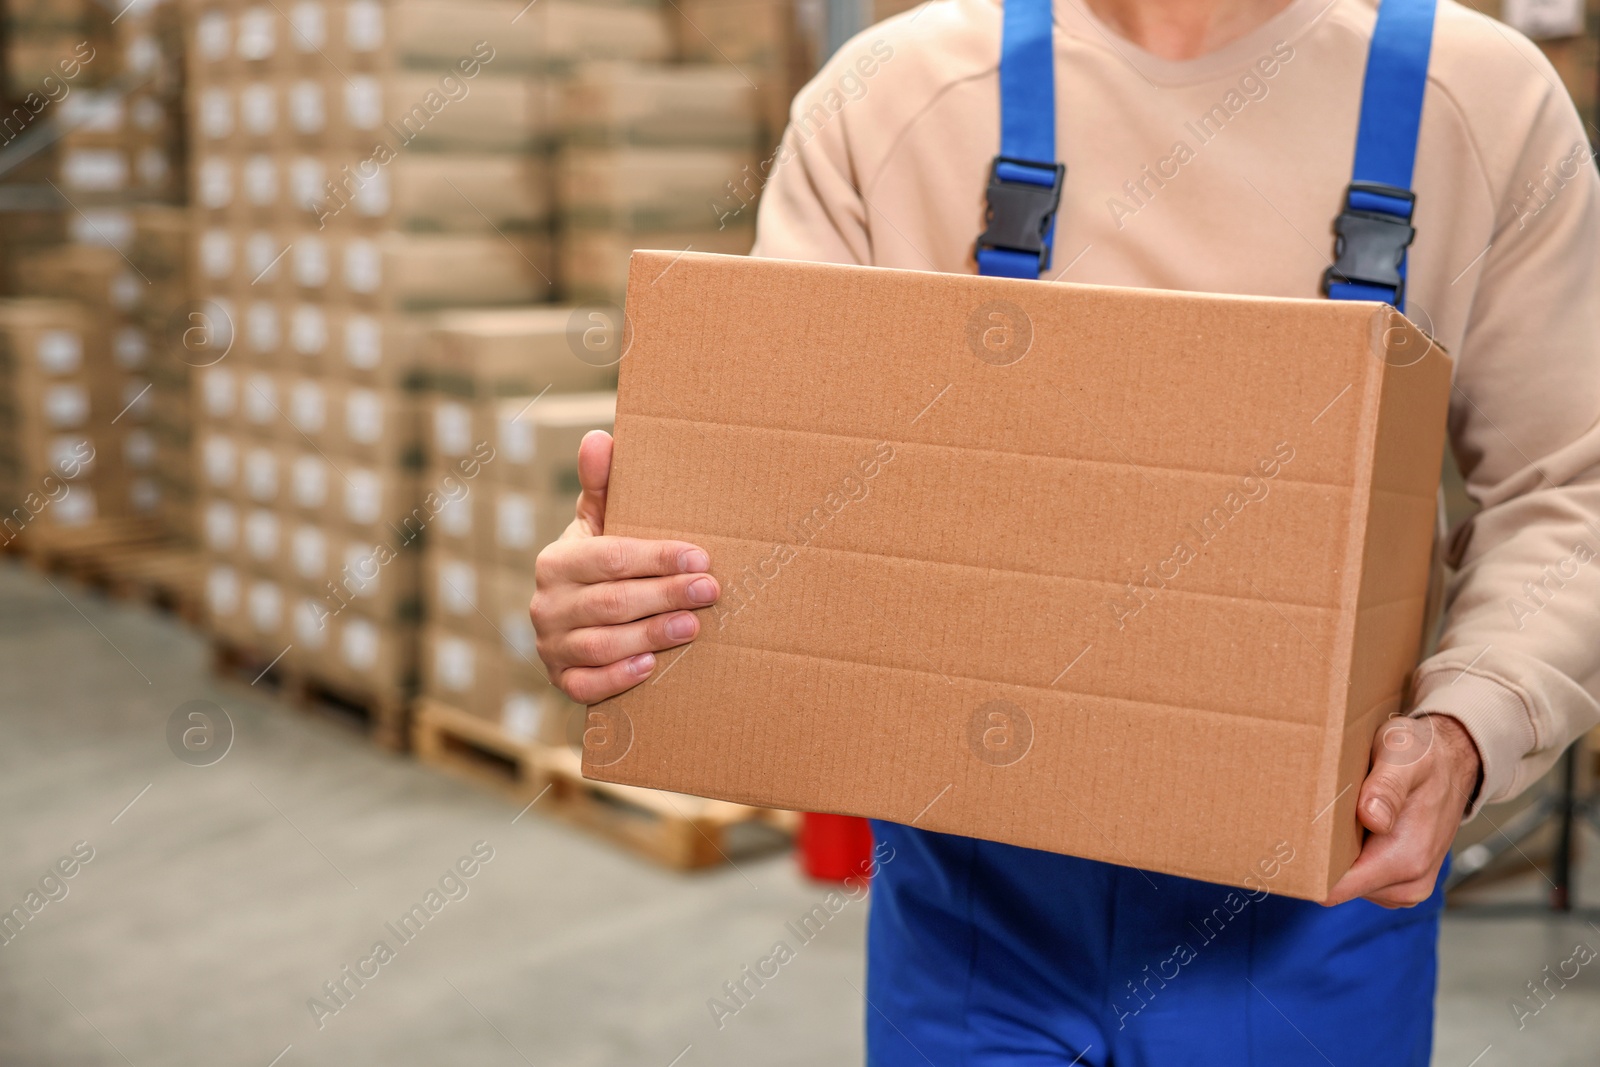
left=585, top=251, right=1454, bottom=901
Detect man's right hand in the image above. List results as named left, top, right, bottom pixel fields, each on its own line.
left=530, top=430, right=719, bottom=704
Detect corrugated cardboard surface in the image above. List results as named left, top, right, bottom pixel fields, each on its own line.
left=587, top=251, right=1452, bottom=901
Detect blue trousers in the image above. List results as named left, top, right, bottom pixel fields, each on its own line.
left=866, top=822, right=1446, bottom=1066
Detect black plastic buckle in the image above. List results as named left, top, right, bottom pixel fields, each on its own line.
left=976, top=156, right=1067, bottom=272
left=1322, top=180, right=1417, bottom=304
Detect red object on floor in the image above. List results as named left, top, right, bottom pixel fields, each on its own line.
left=799, top=813, right=875, bottom=882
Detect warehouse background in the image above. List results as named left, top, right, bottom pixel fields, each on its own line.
left=0, top=0, right=1596, bottom=1064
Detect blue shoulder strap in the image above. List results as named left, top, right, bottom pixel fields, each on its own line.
left=1323, top=0, right=1438, bottom=311
left=975, top=0, right=1065, bottom=279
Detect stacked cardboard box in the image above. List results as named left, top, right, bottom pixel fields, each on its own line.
left=0, top=298, right=119, bottom=545
left=668, top=0, right=814, bottom=147
left=556, top=60, right=762, bottom=306
left=416, top=308, right=616, bottom=748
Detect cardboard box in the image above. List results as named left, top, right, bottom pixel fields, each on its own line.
left=584, top=251, right=1454, bottom=901
left=290, top=151, right=551, bottom=233
left=558, top=145, right=758, bottom=230
left=557, top=224, right=753, bottom=305
left=427, top=306, right=620, bottom=400
left=563, top=63, right=760, bottom=148
left=491, top=391, right=615, bottom=491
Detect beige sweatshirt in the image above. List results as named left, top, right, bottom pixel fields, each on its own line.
left=749, top=0, right=1600, bottom=817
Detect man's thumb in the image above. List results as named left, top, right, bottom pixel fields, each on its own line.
left=574, top=430, right=614, bottom=535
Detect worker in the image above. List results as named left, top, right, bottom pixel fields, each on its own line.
left=529, top=0, right=1600, bottom=1060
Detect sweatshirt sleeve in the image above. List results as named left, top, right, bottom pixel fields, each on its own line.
left=1408, top=59, right=1600, bottom=818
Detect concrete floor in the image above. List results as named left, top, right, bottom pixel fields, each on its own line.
left=0, top=558, right=1595, bottom=1066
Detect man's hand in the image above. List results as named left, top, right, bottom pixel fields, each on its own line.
left=1325, top=714, right=1482, bottom=908
left=530, top=430, right=719, bottom=704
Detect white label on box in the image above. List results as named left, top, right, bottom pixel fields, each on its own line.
left=346, top=0, right=384, bottom=51
left=114, top=327, right=148, bottom=369
left=434, top=402, right=471, bottom=457
left=344, top=544, right=381, bottom=598
left=202, top=367, right=237, bottom=419
left=36, top=330, right=82, bottom=374
left=247, top=303, right=280, bottom=354
left=497, top=493, right=534, bottom=550
left=291, top=523, right=327, bottom=579
left=353, top=167, right=389, bottom=217
left=289, top=380, right=326, bottom=433
left=121, top=379, right=151, bottom=420
left=289, top=156, right=325, bottom=211
left=248, top=579, right=283, bottom=634
left=500, top=609, right=538, bottom=662
left=291, top=304, right=327, bottom=356
left=342, top=617, right=379, bottom=670
left=437, top=635, right=474, bottom=692
left=243, top=447, right=279, bottom=502
left=345, top=468, right=381, bottom=525
left=203, top=435, right=238, bottom=487
left=199, top=87, right=232, bottom=139
left=63, top=148, right=128, bottom=192
left=131, top=96, right=163, bottom=132
left=240, top=82, right=276, bottom=135
left=208, top=565, right=241, bottom=617
left=126, top=36, right=160, bottom=78
left=243, top=154, right=277, bottom=206
left=344, top=77, right=382, bottom=130
left=245, top=508, right=280, bottom=561
left=291, top=454, right=328, bottom=509
left=502, top=692, right=540, bottom=740
left=49, top=435, right=94, bottom=477
left=295, top=237, right=330, bottom=288
left=200, top=229, right=234, bottom=279
left=438, top=494, right=471, bottom=538
left=344, top=315, right=380, bottom=370
left=136, top=147, right=168, bottom=190
left=110, top=272, right=140, bottom=311
left=289, top=1, right=327, bottom=51
left=62, top=92, right=122, bottom=132
left=196, top=11, right=231, bottom=62
left=499, top=417, right=535, bottom=465
left=237, top=7, right=277, bottom=60
left=198, top=157, right=232, bottom=209
left=204, top=500, right=238, bottom=552
left=123, top=429, right=155, bottom=469
left=243, top=372, right=277, bottom=424
left=1504, top=0, right=1584, bottom=37
left=439, top=559, right=477, bottom=615
left=288, top=80, right=326, bottom=134
left=55, top=487, right=95, bottom=526
left=294, top=597, right=328, bottom=646
left=130, top=478, right=159, bottom=514
left=345, top=389, right=382, bottom=445
left=343, top=238, right=380, bottom=294
left=70, top=209, right=132, bottom=248
left=245, top=231, right=281, bottom=282
left=43, top=385, right=89, bottom=429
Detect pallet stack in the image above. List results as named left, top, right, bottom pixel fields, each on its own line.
left=413, top=308, right=614, bottom=762
left=556, top=47, right=763, bottom=305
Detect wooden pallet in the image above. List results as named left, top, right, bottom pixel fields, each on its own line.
left=211, top=637, right=411, bottom=751
left=412, top=698, right=797, bottom=869
left=535, top=744, right=797, bottom=869
left=413, top=698, right=543, bottom=800
left=19, top=519, right=201, bottom=621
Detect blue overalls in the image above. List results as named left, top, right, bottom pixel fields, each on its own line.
left=867, top=0, right=1446, bottom=1062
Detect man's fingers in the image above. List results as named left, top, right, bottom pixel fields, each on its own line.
left=542, top=535, right=710, bottom=585
left=553, top=611, right=701, bottom=669
left=1326, top=830, right=1443, bottom=907
left=544, top=573, right=719, bottom=629
left=558, top=653, right=658, bottom=705
left=1362, top=718, right=1431, bottom=833
left=573, top=430, right=613, bottom=536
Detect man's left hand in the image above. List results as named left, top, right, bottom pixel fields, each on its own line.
left=1324, top=714, right=1482, bottom=908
